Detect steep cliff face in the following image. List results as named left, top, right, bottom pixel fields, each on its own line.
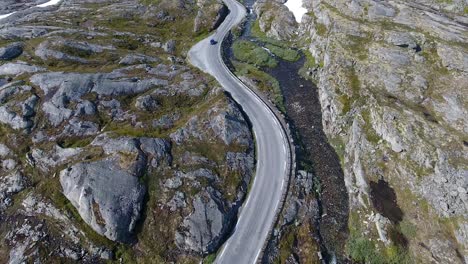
left=256, top=0, right=467, bottom=263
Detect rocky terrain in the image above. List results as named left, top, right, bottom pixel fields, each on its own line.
left=253, top=0, right=467, bottom=263
left=0, top=0, right=256, bottom=263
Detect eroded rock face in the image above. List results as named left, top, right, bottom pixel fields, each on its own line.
left=295, top=0, right=468, bottom=262
left=0, top=0, right=47, bottom=15
left=0, top=42, right=23, bottom=60
left=176, top=188, right=230, bottom=253
left=170, top=97, right=252, bottom=146
left=59, top=135, right=171, bottom=242
left=30, top=72, right=168, bottom=126
left=35, top=38, right=115, bottom=64
left=0, top=62, right=45, bottom=76
left=254, top=0, right=297, bottom=40
left=60, top=158, right=146, bottom=242
left=0, top=83, right=38, bottom=132
left=0, top=172, right=25, bottom=210
left=193, top=0, right=226, bottom=33
left=0, top=0, right=253, bottom=262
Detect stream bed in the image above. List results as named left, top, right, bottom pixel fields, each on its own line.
left=266, top=56, right=349, bottom=262
left=224, top=0, right=350, bottom=261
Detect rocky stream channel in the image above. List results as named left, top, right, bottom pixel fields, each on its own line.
left=222, top=0, right=349, bottom=262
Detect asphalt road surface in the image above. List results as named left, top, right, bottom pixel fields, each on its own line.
left=188, top=0, right=291, bottom=263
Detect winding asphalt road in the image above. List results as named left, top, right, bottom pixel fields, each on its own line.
left=1, top=0, right=289, bottom=262
left=0, top=0, right=61, bottom=20
left=188, top=0, right=291, bottom=263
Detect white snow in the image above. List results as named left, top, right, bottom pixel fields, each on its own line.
left=284, top=0, right=307, bottom=23
left=0, top=0, right=62, bottom=21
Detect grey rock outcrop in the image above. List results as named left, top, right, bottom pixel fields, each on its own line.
left=60, top=157, right=146, bottom=242
left=0, top=0, right=256, bottom=261
left=437, top=44, right=468, bottom=73
left=293, top=0, right=468, bottom=261
left=138, top=137, right=172, bottom=168
left=163, top=40, right=176, bottom=54
left=30, top=72, right=167, bottom=126
left=61, top=118, right=100, bottom=137
left=0, top=172, right=25, bottom=209
left=167, top=191, right=187, bottom=211
left=0, top=144, right=11, bottom=157
left=31, top=145, right=83, bottom=172
left=135, top=94, right=159, bottom=111
left=0, top=62, right=45, bottom=76
left=119, top=54, right=159, bottom=65
left=0, top=84, right=38, bottom=131
left=35, top=38, right=115, bottom=64
left=254, top=0, right=298, bottom=40
left=59, top=134, right=173, bottom=242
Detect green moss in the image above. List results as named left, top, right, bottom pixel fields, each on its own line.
left=57, top=44, right=93, bottom=58
left=233, top=61, right=285, bottom=112
left=113, top=35, right=140, bottom=51
left=338, top=94, right=351, bottom=115
left=232, top=40, right=277, bottom=68
left=303, top=50, right=317, bottom=68
left=349, top=66, right=361, bottom=96
left=316, top=23, right=328, bottom=36
left=361, top=109, right=381, bottom=144
left=57, top=137, right=93, bottom=148
left=114, top=245, right=138, bottom=263
left=305, top=10, right=317, bottom=20
left=265, top=44, right=300, bottom=62
left=299, top=50, right=320, bottom=79
left=346, top=235, right=386, bottom=264
left=140, top=0, right=161, bottom=5
left=251, top=19, right=268, bottom=40
left=347, top=226, right=413, bottom=264
left=385, top=244, right=412, bottom=264
left=278, top=228, right=296, bottom=263
left=399, top=220, right=417, bottom=238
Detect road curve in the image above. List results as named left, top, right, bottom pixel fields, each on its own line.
left=188, top=1, right=291, bottom=263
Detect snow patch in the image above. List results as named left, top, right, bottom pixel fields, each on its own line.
left=0, top=13, right=13, bottom=20
left=284, top=0, right=307, bottom=23
left=0, top=0, right=62, bottom=21
left=37, top=0, right=62, bottom=8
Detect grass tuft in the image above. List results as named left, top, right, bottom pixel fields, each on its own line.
left=232, top=40, right=277, bottom=68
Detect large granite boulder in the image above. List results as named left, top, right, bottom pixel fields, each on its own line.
left=60, top=158, right=146, bottom=242
left=170, top=98, right=252, bottom=146
left=0, top=42, right=23, bottom=60
left=175, top=188, right=232, bottom=253
left=30, top=72, right=168, bottom=126
left=58, top=134, right=172, bottom=242
left=59, top=135, right=171, bottom=242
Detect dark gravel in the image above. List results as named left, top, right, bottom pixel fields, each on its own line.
left=266, top=57, right=349, bottom=260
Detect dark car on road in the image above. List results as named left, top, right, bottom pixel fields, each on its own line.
left=210, top=39, right=218, bottom=45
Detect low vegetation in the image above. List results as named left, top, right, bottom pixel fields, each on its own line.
left=265, top=44, right=300, bottom=62
left=233, top=61, right=285, bottom=112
